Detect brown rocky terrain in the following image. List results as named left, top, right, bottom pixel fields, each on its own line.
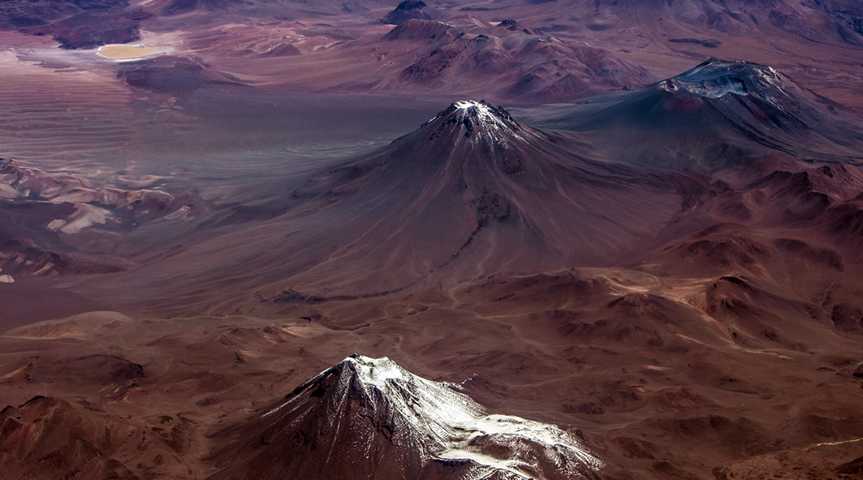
left=0, top=2, right=863, bottom=479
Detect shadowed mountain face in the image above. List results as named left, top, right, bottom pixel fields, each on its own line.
left=541, top=59, right=863, bottom=171
left=210, top=354, right=602, bottom=480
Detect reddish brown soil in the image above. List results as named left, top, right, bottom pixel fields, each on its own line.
left=1, top=2, right=863, bottom=479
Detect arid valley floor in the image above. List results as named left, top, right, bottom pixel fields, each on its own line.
left=2, top=1, right=863, bottom=479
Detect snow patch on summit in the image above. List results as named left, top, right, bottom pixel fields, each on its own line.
left=425, top=99, right=527, bottom=146
left=658, top=59, right=791, bottom=107
left=349, top=354, right=406, bottom=389
left=453, top=100, right=510, bottom=128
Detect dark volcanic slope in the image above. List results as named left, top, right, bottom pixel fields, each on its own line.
left=542, top=59, right=863, bottom=171
left=209, top=354, right=601, bottom=480
left=126, top=100, right=684, bottom=309
left=281, top=100, right=683, bottom=289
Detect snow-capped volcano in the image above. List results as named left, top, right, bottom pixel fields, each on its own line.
left=210, top=354, right=602, bottom=480
left=435, top=100, right=521, bottom=135
left=541, top=59, right=863, bottom=170
left=649, top=58, right=811, bottom=133
left=277, top=97, right=679, bottom=294
left=420, top=100, right=532, bottom=148
left=658, top=59, right=792, bottom=104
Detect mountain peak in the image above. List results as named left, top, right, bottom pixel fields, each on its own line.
left=383, top=0, right=433, bottom=25
left=451, top=100, right=517, bottom=125
left=658, top=58, right=791, bottom=103
left=334, top=353, right=409, bottom=391
left=422, top=99, right=526, bottom=146
left=226, top=354, right=602, bottom=480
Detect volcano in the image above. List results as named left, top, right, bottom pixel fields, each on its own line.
left=189, top=99, right=684, bottom=299
left=209, top=354, right=602, bottom=480
left=541, top=59, right=863, bottom=171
